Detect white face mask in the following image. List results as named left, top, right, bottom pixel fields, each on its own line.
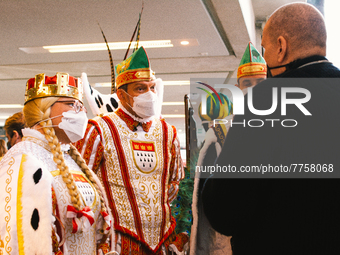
left=58, top=110, right=88, bottom=143
left=124, top=90, right=158, bottom=118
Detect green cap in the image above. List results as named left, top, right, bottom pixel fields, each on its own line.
left=237, top=42, right=267, bottom=79
left=115, top=46, right=155, bottom=88
left=199, top=92, right=233, bottom=122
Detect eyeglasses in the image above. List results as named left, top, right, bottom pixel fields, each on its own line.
left=53, top=100, right=86, bottom=113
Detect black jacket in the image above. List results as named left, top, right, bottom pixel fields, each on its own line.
left=202, top=56, right=340, bottom=255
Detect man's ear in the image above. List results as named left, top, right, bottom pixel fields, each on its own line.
left=116, top=89, right=125, bottom=101
left=13, top=130, right=20, bottom=139
left=277, top=36, right=287, bottom=63
left=12, top=130, right=21, bottom=144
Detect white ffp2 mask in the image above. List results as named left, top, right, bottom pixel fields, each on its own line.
left=131, top=91, right=158, bottom=118
left=58, top=110, right=88, bottom=143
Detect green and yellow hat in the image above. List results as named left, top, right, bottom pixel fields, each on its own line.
left=237, top=42, right=267, bottom=79
left=115, top=46, right=155, bottom=89
left=198, top=92, right=233, bottom=122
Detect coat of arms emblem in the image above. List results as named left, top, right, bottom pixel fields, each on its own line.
left=73, top=173, right=95, bottom=206
left=131, top=141, right=157, bottom=174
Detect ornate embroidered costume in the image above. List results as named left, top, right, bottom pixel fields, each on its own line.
left=75, top=107, right=184, bottom=254
left=0, top=129, right=109, bottom=255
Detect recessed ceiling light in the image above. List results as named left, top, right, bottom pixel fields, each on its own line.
left=180, top=41, right=190, bottom=45
left=162, top=114, right=185, bottom=118
left=0, top=104, right=24, bottom=109
left=162, top=102, right=185, bottom=106
left=163, top=80, right=190, bottom=86
left=20, top=40, right=173, bottom=54
left=95, top=80, right=190, bottom=87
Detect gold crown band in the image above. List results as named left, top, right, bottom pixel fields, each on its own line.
left=237, top=63, right=267, bottom=79
left=116, top=68, right=155, bottom=89
left=25, top=73, right=83, bottom=104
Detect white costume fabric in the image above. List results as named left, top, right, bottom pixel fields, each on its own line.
left=0, top=129, right=108, bottom=255
left=75, top=107, right=184, bottom=254
left=190, top=117, right=233, bottom=255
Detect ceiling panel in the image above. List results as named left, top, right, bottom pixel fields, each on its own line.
left=0, top=0, right=301, bottom=147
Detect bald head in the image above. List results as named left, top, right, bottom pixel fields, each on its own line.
left=266, top=3, right=326, bottom=57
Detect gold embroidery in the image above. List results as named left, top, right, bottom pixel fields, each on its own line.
left=52, top=174, right=100, bottom=253
left=116, top=57, right=131, bottom=74
left=22, top=136, right=50, bottom=152
left=98, top=113, right=175, bottom=248
left=4, top=157, right=15, bottom=254
left=17, top=154, right=28, bottom=255
left=52, top=170, right=98, bottom=210
left=98, top=116, right=136, bottom=233
left=0, top=235, right=5, bottom=253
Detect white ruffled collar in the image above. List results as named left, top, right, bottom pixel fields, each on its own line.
left=22, top=128, right=71, bottom=152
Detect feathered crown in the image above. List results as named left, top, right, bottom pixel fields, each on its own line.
left=25, top=72, right=83, bottom=104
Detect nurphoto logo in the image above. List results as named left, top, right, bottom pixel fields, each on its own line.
left=197, top=81, right=311, bottom=128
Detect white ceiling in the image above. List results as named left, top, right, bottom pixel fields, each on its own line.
left=0, top=0, right=302, bottom=142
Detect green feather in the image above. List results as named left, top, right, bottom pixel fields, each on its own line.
left=171, top=147, right=200, bottom=236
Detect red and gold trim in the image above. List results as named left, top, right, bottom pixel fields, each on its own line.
left=116, top=68, right=154, bottom=89
left=100, top=163, right=119, bottom=223
left=98, top=243, right=110, bottom=254
left=115, top=108, right=152, bottom=132
left=102, top=116, right=145, bottom=241
left=83, top=128, right=99, bottom=166
left=237, top=63, right=267, bottom=79
left=92, top=143, right=104, bottom=173
left=118, top=223, right=176, bottom=255
left=160, top=119, right=170, bottom=242
left=73, top=123, right=92, bottom=155
left=97, top=114, right=177, bottom=253
left=169, top=233, right=189, bottom=253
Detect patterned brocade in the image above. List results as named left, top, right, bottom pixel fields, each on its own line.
left=0, top=130, right=107, bottom=255
left=76, top=109, right=184, bottom=253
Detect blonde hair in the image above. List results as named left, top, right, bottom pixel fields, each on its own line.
left=23, top=97, right=108, bottom=230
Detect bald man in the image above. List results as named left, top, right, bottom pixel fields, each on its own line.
left=262, top=2, right=331, bottom=77
left=202, top=3, right=340, bottom=255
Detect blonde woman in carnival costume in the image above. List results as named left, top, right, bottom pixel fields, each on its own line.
left=0, top=73, right=116, bottom=255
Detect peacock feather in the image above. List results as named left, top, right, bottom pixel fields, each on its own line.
left=171, top=147, right=200, bottom=236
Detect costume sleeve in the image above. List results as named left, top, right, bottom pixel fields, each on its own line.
left=74, top=120, right=104, bottom=173
left=0, top=153, right=55, bottom=254
left=168, top=126, right=185, bottom=203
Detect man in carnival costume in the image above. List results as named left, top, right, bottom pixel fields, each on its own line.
left=190, top=42, right=266, bottom=255
left=0, top=73, right=112, bottom=255
left=4, top=111, right=26, bottom=149
left=236, top=41, right=267, bottom=93
left=75, top=46, right=185, bottom=254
